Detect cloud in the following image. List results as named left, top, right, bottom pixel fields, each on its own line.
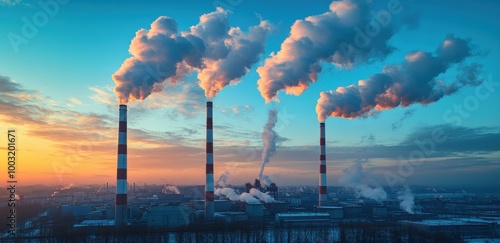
left=112, top=8, right=272, bottom=104
left=0, top=76, right=52, bottom=125
left=316, top=35, right=484, bottom=121
left=217, top=104, right=254, bottom=116
left=89, top=86, right=115, bottom=105
left=68, top=97, right=82, bottom=105
left=257, top=0, right=417, bottom=103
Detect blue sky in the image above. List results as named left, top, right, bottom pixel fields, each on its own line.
left=0, top=0, right=499, bottom=187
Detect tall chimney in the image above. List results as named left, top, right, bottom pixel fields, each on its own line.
left=115, top=105, right=127, bottom=227
left=205, top=101, right=214, bottom=220
left=319, top=122, right=327, bottom=207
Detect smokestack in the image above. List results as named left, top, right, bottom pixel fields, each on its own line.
left=319, top=122, right=327, bottom=207
left=115, top=105, right=127, bottom=228
left=205, top=101, right=214, bottom=220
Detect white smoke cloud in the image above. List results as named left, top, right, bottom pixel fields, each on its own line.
left=260, top=174, right=273, bottom=187
left=113, top=8, right=272, bottom=103
left=215, top=187, right=259, bottom=204
left=339, top=159, right=387, bottom=201
left=259, top=109, right=278, bottom=182
left=258, top=0, right=418, bottom=103
left=162, top=185, right=180, bottom=194
left=316, top=35, right=484, bottom=121
left=397, top=185, right=415, bottom=214
left=60, top=183, right=75, bottom=190
left=216, top=171, right=231, bottom=188
left=249, top=188, right=275, bottom=203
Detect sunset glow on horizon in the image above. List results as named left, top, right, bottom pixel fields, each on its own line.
left=1, top=0, right=499, bottom=188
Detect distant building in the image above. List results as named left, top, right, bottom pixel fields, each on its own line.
left=144, top=205, right=190, bottom=228
left=264, top=201, right=287, bottom=217
left=401, top=219, right=496, bottom=238
left=245, top=203, right=264, bottom=220
left=290, top=198, right=301, bottom=206
left=60, top=205, right=92, bottom=218
left=371, top=205, right=388, bottom=218
left=86, top=205, right=115, bottom=220
left=215, top=212, right=248, bottom=223
left=275, top=213, right=330, bottom=226
left=317, top=206, right=343, bottom=219
left=191, top=200, right=232, bottom=212
left=74, top=219, right=115, bottom=228
left=342, top=204, right=363, bottom=218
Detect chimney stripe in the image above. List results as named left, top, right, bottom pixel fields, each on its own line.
left=117, top=168, right=127, bottom=179
left=116, top=194, right=127, bottom=205
left=320, top=164, right=326, bottom=173
left=118, top=144, right=127, bottom=154
left=206, top=164, right=214, bottom=174
left=119, top=121, right=127, bottom=132
left=207, top=118, right=213, bottom=129
left=206, top=142, right=213, bottom=153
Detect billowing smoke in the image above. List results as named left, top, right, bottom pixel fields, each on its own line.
left=215, top=187, right=259, bottom=204
left=162, top=185, right=180, bottom=194
left=259, top=109, right=278, bottom=182
left=316, top=35, right=483, bottom=121
left=60, top=183, right=75, bottom=190
left=339, top=159, right=387, bottom=201
left=260, top=174, right=273, bottom=187
left=216, top=171, right=231, bottom=188
left=398, top=185, right=415, bottom=214
left=113, top=8, right=272, bottom=103
left=257, top=0, right=417, bottom=103
left=249, top=188, right=275, bottom=203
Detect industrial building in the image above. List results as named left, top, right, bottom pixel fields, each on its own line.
left=275, top=213, right=330, bottom=226
left=401, top=219, right=497, bottom=238
left=245, top=203, right=264, bottom=220
left=143, top=205, right=191, bottom=228
left=317, top=206, right=343, bottom=219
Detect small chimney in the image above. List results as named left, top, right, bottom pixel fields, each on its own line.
left=319, top=122, right=327, bottom=206
left=115, top=105, right=128, bottom=227
left=205, top=101, right=214, bottom=220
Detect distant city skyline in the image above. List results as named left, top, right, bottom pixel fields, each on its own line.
left=0, top=0, right=499, bottom=187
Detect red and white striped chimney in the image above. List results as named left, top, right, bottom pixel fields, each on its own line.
left=115, top=104, right=127, bottom=227
left=319, top=122, right=327, bottom=207
left=205, top=101, right=214, bottom=220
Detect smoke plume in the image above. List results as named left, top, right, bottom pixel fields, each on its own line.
left=215, top=187, right=259, bottom=204
left=162, top=185, right=180, bottom=194
left=258, top=109, right=278, bottom=182
left=113, top=8, right=272, bottom=103
left=257, top=0, right=417, bottom=103
left=316, top=35, right=483, bottom=121
left=216, top=171, right=231, bottom=188
left=249, top=188, right=275, bottom=203
left=397, top=185, right=415, bottom=214
left=260, top=174, right=273, bottom=187
left=339, top=159, right=387, bottom=201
